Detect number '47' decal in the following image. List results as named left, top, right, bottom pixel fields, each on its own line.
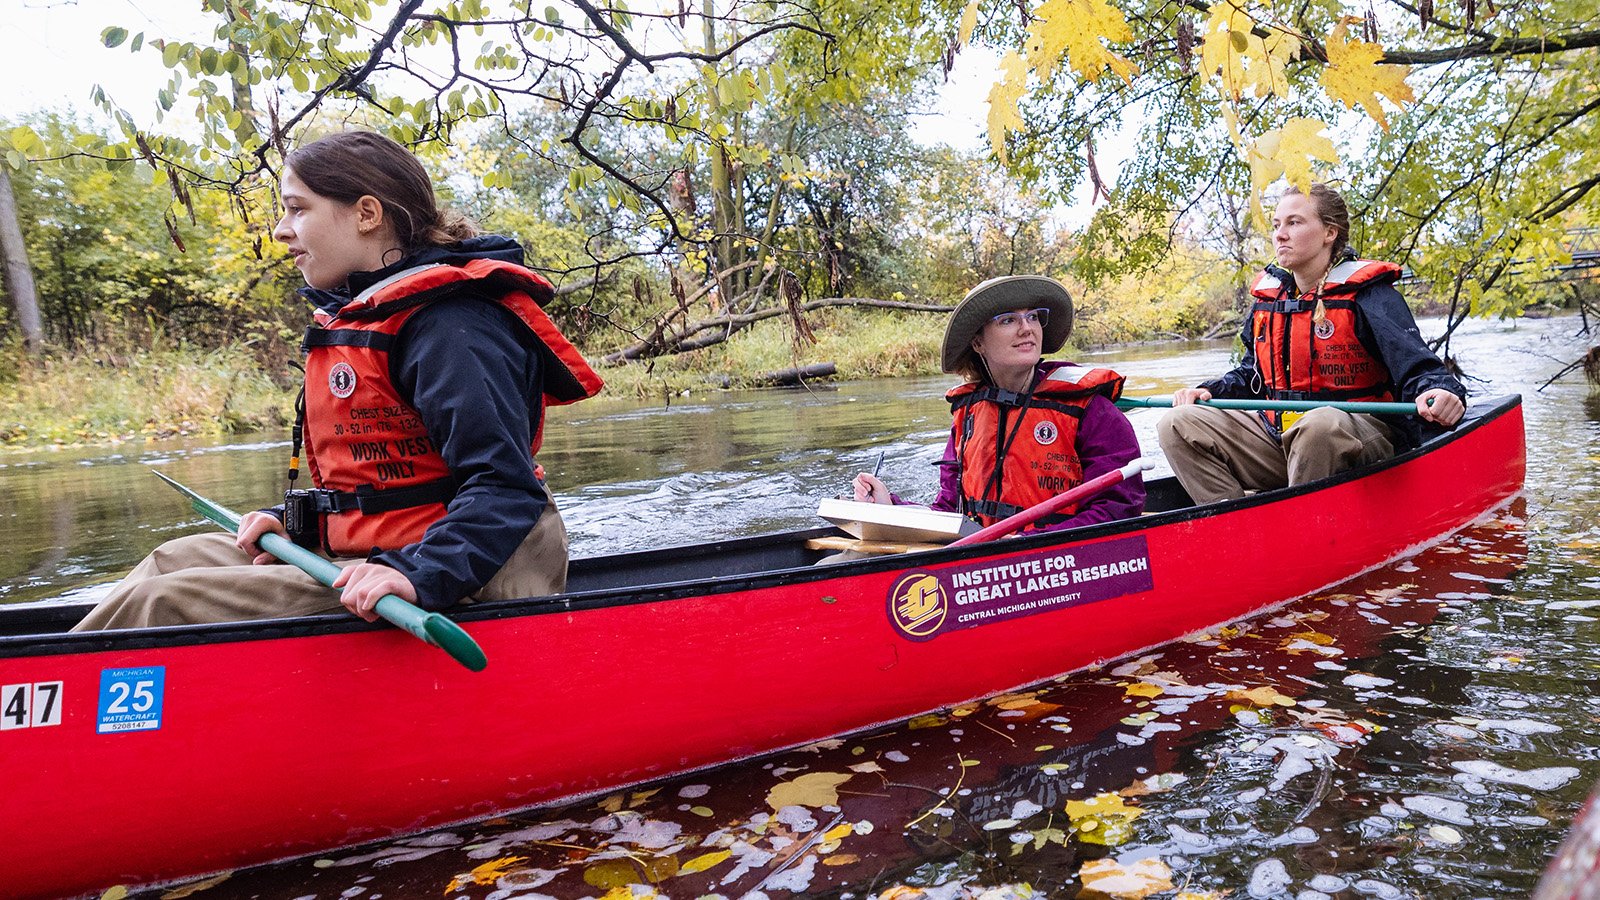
left=1, top=682, right=64, bottom=729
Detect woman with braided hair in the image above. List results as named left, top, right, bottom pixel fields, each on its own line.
left=1157, top=183, right=1466, bottom=504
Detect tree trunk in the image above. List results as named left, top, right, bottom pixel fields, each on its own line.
left=0, top=166, right=44, bottom=354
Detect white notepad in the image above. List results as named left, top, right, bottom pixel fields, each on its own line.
left=817, top=497, right=968, bottom=544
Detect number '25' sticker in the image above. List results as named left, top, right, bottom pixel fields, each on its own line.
left=97, top=667, right=165, bottom=733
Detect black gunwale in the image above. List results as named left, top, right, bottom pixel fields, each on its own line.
left=0, top=395, right=1522, bottom=659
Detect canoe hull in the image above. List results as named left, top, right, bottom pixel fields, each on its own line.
left=0, top=399, right=1526, bottom=899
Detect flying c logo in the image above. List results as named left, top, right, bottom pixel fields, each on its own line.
left=328, top=362, right=357, bottom=399
left=887, top=572, right=948, bottom=641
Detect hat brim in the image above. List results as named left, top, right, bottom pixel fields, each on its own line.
left=940, top=276, right=1074, bottom=374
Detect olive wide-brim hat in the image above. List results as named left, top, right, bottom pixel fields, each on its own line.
left=939, top=275, right=1074, bottom=373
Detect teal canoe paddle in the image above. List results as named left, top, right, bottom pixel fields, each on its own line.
left=1116, top=396, right=1423, bottom=415
left=151, top=469, right=488, bottom=672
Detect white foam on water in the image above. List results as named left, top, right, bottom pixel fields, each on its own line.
left=1476, top=718, right=1561, bottom=736
left=1247, top=859, right=1292, bottom=898
left=1400, top=795, right=1474, bottom=825
left=1450, top=760, right=1580, bottom=790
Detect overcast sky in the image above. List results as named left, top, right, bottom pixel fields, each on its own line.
left=2, top=0, right=208, bottom=119
left=1, top=1, right=1120, bottom=223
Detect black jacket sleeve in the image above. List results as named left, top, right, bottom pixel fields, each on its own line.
left=370, top=296, right=549, bottom=610
left=1198, top=318, right=1264, bottom=399
left=1354, top=282, right=1467, bottom=448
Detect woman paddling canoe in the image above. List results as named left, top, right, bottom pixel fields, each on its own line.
left=850, top=275, right=1145, bottom=532
left=1157, top=183, right=1466, bottom=504
left=74, top=132, right=601, bottom=630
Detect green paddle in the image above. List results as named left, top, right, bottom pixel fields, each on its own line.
left=151, top=469, right=488, bottom=672
left=1116, top=396, right=1422, bottom=415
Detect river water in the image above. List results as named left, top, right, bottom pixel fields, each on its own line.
left=2, top=315, right=1597, bottom=899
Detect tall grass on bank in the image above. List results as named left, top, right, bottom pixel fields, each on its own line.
left=0, top=306, right=1030, bottom=449
left=0, top=341, right=293, bottom=450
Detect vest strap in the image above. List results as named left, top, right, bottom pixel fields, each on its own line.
left=301, top=327, right=397, bottom=353
left=305, top=476, right=460, bottom=515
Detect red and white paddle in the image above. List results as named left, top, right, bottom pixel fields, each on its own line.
left=949, top=457, right=1154, bottom=546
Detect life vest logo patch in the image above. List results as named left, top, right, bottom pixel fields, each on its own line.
left=1313, top=318, right=1336, bottom=340
left=1033, top=421, right=1059, bottom=445
left=328, top=362, right=357, bottom=399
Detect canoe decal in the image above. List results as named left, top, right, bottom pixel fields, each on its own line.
left=1, top=681, right=63, bottom=729
left=96, top=666, right=166, bottom=734
left=888, top=535, right=1153, bottom=641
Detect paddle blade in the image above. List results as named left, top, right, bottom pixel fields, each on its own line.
left=424, top=615, right=489, bottom=672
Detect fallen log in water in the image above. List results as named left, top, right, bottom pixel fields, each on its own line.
left=704, top=362, right=837, bottom=388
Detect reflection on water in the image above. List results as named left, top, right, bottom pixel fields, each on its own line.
left=4, top=315, right=1599, bottom=898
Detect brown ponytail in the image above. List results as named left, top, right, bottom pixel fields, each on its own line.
left=284, top=132, right=478, bottom=255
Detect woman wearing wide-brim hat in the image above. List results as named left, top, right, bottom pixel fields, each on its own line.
left=851, top=275, right=1145, bottom=533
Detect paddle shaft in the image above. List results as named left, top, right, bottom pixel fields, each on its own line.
left=950, top=458, right=1153, bottom=546
left=1116, top=396, right=1420, bottom=415
left=150, top=471, right=487, bottom=671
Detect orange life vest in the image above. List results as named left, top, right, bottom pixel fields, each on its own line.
left=299, top=259, right=603, bottom=556
left=1249, top=259, right=1399, bottom=428
left=946, top=365, right=1125, bottom=528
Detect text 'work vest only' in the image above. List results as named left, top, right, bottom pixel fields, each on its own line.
left=1249, top=259, right=1400, bottom=428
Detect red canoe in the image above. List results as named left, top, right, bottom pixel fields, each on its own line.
left=0, top=396, right=1526, bottom=899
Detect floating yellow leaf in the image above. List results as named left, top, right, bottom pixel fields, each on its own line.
left=1035, top=744, right=1055, bottom=752
left=1124, top=682, right=1164, bottom=699
left=1367, top=584, right=1417, bottom=601
left=597, top=793, right=624, bottom=812
left=1025, top=0, right=1137, bottom=84
left=101, top=888, right=129, bottom=900
left=909, top=713, right=948, bottom=729
left=1065, top=792, right=1144, bottom=846
left=1320, top=17, right=1413, bottom=130
left=160, top=873, right=233, bottom=898
left=689, top=805, right=714, bottom=817
left=679, top=850, right=731, bottom=875
left=1120, top=773, right=1186, bottom=797
left=1229, top=685, right=1295, bottom=707
left=1282, top=630, right=1335, bottom=648
left=447, top=856, right=526, bottom=893
left=766, top=771, right=853, bottom=810
left=1077, top=857, right=1174, bottom=899
left=823, top=822, right=856, bottom=841
left=880, top=887, right=928, bottom=899
left=584, top=856, right=677, bottom=889
left=850, top=760, right=885, bottom=773
left=824, top=853, right=861, bottom=866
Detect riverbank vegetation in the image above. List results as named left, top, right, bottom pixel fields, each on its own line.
left=2, top=0, right=1596, bottom=449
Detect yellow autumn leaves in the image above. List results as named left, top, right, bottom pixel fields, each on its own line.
left=975, top=0, right=1418, bottom=213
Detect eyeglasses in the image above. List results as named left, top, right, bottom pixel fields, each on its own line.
left=987, top=308, right=1050, bottom=330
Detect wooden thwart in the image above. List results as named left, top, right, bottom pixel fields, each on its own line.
left=805, top=535, right=945, bottom=555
